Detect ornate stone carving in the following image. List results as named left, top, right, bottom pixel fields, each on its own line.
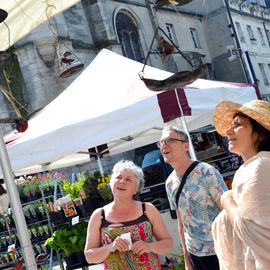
left=35, top=38, right=56, bottom=68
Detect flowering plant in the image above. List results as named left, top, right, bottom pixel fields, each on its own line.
left=97, top=174, right=113, bottom=202
left=16, top=172, right=64, bottom=201
left=78, top=171, right=99, bottom=199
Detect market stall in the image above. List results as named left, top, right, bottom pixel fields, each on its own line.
left=4, top=49, right=260, bottom=177
left=1, top=49, right=260, bottom=269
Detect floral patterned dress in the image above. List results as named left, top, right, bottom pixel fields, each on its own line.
left=100, top=203, right=161, bottom=270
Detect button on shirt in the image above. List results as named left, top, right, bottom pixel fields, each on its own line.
left=166, top=162, right=228, bottom=256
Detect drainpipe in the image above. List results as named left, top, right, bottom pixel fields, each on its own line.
left=144, top=0, right=158, bottom=31
left=262, top=21, right=270, bottom=47
left=224, top=0, right=250, bottom=83
left=244, top=51, right=257, bottom=83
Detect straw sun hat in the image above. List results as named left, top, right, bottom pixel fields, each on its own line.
left=213, top=99, right=270, bottom=136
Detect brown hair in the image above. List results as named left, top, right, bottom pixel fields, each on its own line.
left=234, top=112, right=270, bottom=152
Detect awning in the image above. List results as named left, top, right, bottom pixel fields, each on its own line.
left=3, top=49, right=259, bottom=177
left=0, top=0, right=80, bottom=51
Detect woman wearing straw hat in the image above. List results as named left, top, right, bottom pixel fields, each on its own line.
left=212, top=99, right=270, bottom=270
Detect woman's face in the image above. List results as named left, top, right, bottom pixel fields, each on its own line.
left=110, top=169, right=138, bottom=198
left=225, top=115, right=259, bottom=161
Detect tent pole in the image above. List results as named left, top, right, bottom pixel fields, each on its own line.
left=174, top=89, right=197, bottom=160
left=95, top=147, right=104, bottom=175
left=0, top=127, right=37, bottom=270
left=178, top=116, right=197, bottom=160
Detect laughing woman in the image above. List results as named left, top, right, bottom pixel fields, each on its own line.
left=84, top=160, right=172, bottom=270
left=212, top=100, right=270, bottom=270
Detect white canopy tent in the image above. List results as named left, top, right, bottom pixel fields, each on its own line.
left=0, top=0, right=80, bottom=51
left=4, top=49, right=260, bottom=177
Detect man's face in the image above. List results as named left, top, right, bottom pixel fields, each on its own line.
left=159, top=130, right=189, bottom=166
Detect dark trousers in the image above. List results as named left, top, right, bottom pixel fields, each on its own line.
left=188, top=252, right=220, bottom=270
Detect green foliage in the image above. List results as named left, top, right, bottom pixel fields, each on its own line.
left=61, top=171, right=102, bottom=200
left=93, top=171, right=101, bottom=179
left=17, top=184, right=26, bottom=199
left=97, top=174, right=113, bottom=202
left=44, top=225, right=73, bottom=257
left=61, top=180, right=84, bottom=200
left=44, top=221, right=88, bottom=257
left=70, top=221, right=88, bottom=252
left=0, top=54, right=27, bottom=117
left=80, top=172, right=99, bottom=199
left=169, top=251, right=185, bottom=270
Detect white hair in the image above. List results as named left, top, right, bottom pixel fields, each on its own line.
left=111, top=160, right=145, bottom=194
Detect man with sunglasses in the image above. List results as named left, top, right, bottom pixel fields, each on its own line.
left=159, top=126, right=227, bottom=270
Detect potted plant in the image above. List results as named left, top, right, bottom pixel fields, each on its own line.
left=162, top=246, right=185, bottom=270
left=69, top=221, right=88, bottom=265
left=79, top=171, right=102, bottom=213
left=44, top=221, right=88, bottom=268
left=38, top=172, right=64, bottom=196
left=15, top=176, right=29, bottom=203
left=47, top=199, right=67, bottom=226
left=23, top=204, right=39, bottom=224
left=61, top=179, right=82, bottom=201
left=25, top=175, right=42, bottom=201
left=60, top=180, right=85, bottom=218
left=97, top=174, right=113, bottom=204
left=35, top=201, right=47, bottom=221
left=44, top=225, right=75, bottom=263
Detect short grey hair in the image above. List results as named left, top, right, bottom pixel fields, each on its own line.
left=162, top=126, right=189, bottom=142
left=111, top=160, right=145, bottom=194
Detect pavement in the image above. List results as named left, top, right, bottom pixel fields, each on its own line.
left=52, top=263, right=104, bottom=270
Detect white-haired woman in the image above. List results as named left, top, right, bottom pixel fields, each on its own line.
left=84, top=160, right=172, bottom=269
left=212, top=100, right=270, bottom=270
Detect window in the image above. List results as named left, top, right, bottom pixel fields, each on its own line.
left=235, top=22, right=245, bottom=43
left=257, top=27, right=266, bottom=46
left=258, top=63, right=269, bottom=85
left=190, top=28, right=201, bottom=49
left=246, top=25, right=256, bottom=44
left=116, top=13, right=144, bottom=63
left=165, top=24, right=178, bottom=46
left=257, top=0, right=266, bottom=6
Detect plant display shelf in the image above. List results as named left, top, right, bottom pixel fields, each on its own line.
left=21, top=194, right=55, bottom=206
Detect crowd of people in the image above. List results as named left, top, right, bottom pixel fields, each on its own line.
left=84, top=99, right=270, bottom=270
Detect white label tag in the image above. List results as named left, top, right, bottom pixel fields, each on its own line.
left=72, top=215, right=79, bottom=225
left=7, top=244, right=15, bottom=252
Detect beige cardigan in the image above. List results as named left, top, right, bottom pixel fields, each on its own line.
left=212, top=151, right=270, bottom=270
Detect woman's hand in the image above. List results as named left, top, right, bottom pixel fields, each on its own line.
left=221, top=190, right=234, bottom=208
left=131, top=240, right=151, bottom=255
left=111, top=236, right=130, bottom=253
left=220, top=189, right=238, bottom=226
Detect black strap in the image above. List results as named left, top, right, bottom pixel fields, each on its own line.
left=142, top=202, right=145, bottom=213
left=175, top=161, right=200, bottom=207
left=101, top=208, right=105, bottom=219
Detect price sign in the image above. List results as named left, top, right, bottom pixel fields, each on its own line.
left=7, top=244, right=15, bottom=252
left=72, top=216, right=79, bottom=225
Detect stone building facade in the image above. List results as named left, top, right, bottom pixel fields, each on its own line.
left=204, top=0, right=270, bottom=101
left=0, top=0, right=213, bottom=176
left=1, top=0, right=269, bottom=176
